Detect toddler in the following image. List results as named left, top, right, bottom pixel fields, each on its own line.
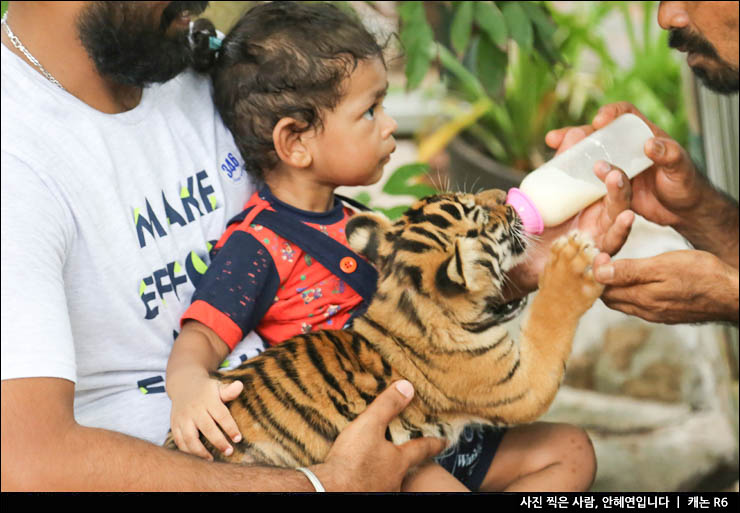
left=167, top=1, right=597, bottom=493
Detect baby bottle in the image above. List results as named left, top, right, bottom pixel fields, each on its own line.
left=506, top=113, right=655, bottom=234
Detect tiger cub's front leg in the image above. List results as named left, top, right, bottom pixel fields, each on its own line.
left=501, top=231, right=603, bottom=423
left=535, top=230, right=604, bottom=322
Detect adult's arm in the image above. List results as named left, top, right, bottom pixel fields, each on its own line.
left=591, top=250, right=739, bottom=325
left=1, top=377, right=443, bottom=491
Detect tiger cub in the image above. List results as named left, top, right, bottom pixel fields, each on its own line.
left=163, top=188, right=603, bottom=467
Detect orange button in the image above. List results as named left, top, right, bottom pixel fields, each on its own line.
left=340, top=256, right=357, bottom=273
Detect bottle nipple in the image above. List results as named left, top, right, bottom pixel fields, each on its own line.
left=506, top=188, right=544, bottom=235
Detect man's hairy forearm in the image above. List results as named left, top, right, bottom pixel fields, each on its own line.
left=5, top=424, right=313, bottom=492
left=676, top=180, right=739, bottom=269
left=1, top=378, right=315, bottom=492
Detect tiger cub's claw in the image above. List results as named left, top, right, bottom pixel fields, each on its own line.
left=540, top=231, right=603, bottom=315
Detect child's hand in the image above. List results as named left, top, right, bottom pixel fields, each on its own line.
left=169, top=376, right=244, bottom=461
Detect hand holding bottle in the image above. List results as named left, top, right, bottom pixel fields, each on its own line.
left=545, top=102, right=739, bottom=325
left=501, top=125, right=635, bottom=301
left=508, top=113, right=654, bottom=234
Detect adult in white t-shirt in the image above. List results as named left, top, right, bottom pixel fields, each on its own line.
left=1, top=1, right=636, bottom=492
left=1, top=1, right=444, bottom=491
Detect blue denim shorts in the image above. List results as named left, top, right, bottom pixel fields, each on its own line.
left=434, top=425, right=507, bottom=491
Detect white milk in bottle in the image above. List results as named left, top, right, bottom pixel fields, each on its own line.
left=506, top=113, right=655, bottom=234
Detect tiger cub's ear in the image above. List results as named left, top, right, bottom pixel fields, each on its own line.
left=476, top=188, right=507, bottom=207
left=346, top=212, right=392, bottom=265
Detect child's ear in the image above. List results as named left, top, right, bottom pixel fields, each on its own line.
left=272, top=117, right=312, bottom=168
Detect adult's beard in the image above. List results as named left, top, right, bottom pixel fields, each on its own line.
left=76, top=1, right=209, bottom=87
left=669, top=28, right=739, bottom=94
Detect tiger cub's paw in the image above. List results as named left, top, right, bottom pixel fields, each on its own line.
left=540, top=231, right=604, bottom=314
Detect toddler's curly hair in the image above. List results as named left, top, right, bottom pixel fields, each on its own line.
left=193, top=2, right=385, bottom=181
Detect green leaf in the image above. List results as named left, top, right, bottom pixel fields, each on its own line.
left=404, top=46, right=431, bottom=90
left=398, top=2, right=425, bottom=28
left=466, top=123, right=508, bottom=162
left=477, top=34, right=507, bottom=97
left=532, top=30, right=560, bottom=65
left=475, top=2, right=508, bottom=48
left=398, top=2, right=434, bottom=89
left=520, top=2, right=560, bottom=64
left=352, top=192, right=372, bottom=207
left=376, top=205, right=412, bottom=221
left=436, top=43, right=488, bottom=101
left=642, top=1, right=656, bottom=53
left=500, top=2, right=533, bottom=53
left=619, top=2, right=640, bottom=54
left=382, top=163, right=437, bottom=199
left=450, top=1, right=474, bottom=56
left=331, top=1, right=357, bottom=17
left=519, top=2, right=556, bottom=39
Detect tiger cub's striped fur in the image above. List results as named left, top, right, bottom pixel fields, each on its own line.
left=163, top=189, right=603, bottom=467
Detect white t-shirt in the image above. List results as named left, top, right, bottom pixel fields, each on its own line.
left=1, top=43, right=262, bottom=445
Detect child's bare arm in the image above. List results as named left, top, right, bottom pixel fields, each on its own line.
left=166, top=320, right=243, bottom=460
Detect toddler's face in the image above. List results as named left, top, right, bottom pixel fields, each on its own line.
left=305, top=57, right=397, bottom=188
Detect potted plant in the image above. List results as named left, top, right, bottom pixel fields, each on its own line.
left=398, top=1, right=566, bottom=193
left=364, top=1, right=689, bottom=215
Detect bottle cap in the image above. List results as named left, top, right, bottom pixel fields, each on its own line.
left=506, top=188, right=544, bottom=235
